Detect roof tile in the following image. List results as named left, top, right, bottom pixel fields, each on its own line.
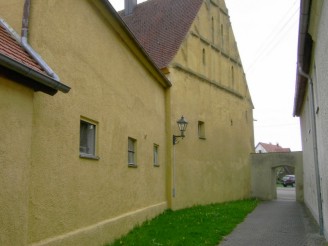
left=120, top=0, right=203, bottom=69
left=0, top=24, right=46, bottom=75
left=257, top=142, right=291, bottom=153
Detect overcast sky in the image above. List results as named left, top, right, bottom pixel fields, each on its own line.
left=109, top=0, right=302, bottom=151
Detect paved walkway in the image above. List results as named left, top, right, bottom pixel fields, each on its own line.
left=219, top=188, right=327, bottom=246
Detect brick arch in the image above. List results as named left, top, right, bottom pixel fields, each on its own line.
left=251, top=152, right=303, bottom=201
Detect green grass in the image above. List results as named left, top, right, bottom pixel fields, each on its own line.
left=107, top=199, right=258, bottom=246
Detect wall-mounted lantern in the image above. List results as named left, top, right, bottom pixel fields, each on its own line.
left=173, top=116, right=188, bottom=145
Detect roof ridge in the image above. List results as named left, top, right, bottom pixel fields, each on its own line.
left=256, top=142, right=291, bottom=152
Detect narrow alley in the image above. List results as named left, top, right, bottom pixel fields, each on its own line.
left=219, top=188, right=326, bottom=246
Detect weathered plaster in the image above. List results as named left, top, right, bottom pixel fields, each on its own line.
left=300, top=0, right=328, bottom=238
left=0, top=78, right=33, bottom=245
left=251, top=152, right=303, bottom=201
left=0, top=0, right=255, bottom=244
left=169, top=0, right=254, bottom=210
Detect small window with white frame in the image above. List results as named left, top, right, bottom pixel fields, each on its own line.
left=153, top=144, right=159, bottom=167
left=128, top=137, right=137, bottom=167
left=80, top=119, right=98, bottom=159
left=198, top=121, right=206, bottom=139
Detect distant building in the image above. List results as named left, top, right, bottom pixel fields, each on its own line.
left=255, top=142, right=291, bottom=153
left=255, top=142, right=293, bottom=180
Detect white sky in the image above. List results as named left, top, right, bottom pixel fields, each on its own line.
left=109, top=0, right=302, bottom=151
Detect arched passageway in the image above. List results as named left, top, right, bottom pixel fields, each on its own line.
left=251, top=152, right=303, bottom=201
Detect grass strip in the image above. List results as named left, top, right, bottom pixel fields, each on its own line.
left=108, top=199, right=258, bottom=246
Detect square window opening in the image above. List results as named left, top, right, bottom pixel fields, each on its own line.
left=80, top=119, right=98, bottom=159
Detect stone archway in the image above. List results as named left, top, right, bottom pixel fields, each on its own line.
left=251, top=152, right=303, bottom=201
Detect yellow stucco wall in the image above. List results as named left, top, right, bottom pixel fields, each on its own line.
left=29, top=2, right=168, bottom=245
left=1, top=1, right=168, bottom=245
left=0, top=0, right=254, bottom=244
left=0, top=77, right=33, bottom=245
left=0, top=0, right=24, bottom=33
left=169, top=0, right=254, bottom=209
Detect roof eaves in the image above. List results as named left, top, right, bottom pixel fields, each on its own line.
left=0, top=53, right=70, bottom=94
left=293, top=0, right=312, bottom=116
left=96, top=0, right=172, bottom=88
left=0, top=19, right=70, bottom=94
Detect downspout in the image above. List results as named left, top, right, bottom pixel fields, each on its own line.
left=298, top=65, right=324, bottom=235
left=21, top=0, right=60, bottom=81
left=172, top=144, right=176, bottom=198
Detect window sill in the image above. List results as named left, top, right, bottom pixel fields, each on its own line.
left=199, top=137, right=206, bottom=140
left=153, top=164, right=160, bottom=167
left=79, top=153, right=100, bottom=160
left=128, top=163, right=138, bottom=168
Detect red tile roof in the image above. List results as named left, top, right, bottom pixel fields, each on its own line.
left=120, top=0, right=203, bottom=69
left=0, top=23, right=46, bottom=75
left=257, top=142, right=291, bottom=153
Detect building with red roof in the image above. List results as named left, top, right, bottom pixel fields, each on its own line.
left=255, top=142, right=291, bottom=153
left=120, top=0, right=254, bottom=211
left=0, top=0, right=255, bottom=244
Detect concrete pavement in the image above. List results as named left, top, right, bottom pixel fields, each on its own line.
left=219, top=188, right=327, bottom=246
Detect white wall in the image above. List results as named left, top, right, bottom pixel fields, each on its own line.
left=300, top=89, right=319, bottom=222
left=255, top=144, right=267, bottom=153
left=312, top=0, right=328, bottom=238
